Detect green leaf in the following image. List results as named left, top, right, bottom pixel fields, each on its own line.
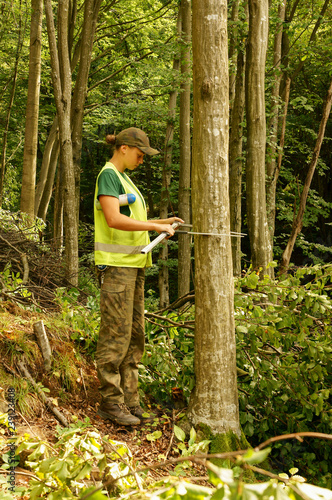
left=174, top=425, right=186, bottom=442
left=75, top=463, right=93, bottom=480
left=189, top=427, right=197, bottom=445
left=242, top=447, right=271, bottom=465
left=146, top=430, right=162, bottom=442
left=79, top=487, right=109, bottom=499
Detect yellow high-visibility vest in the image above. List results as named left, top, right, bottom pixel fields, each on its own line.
left=94, top=162, right=152, bottom=268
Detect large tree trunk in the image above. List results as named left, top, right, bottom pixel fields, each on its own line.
left=187, top=0, right=240, bottom=436
left=45, top=0, right=78, bottom=285
left=178, top=0, right=192, bottom=298
left=20, top=0, right=43, bottom=217
left=279, top=78, right=332, bottom=274
left=245, top=0, right=272, bottom=276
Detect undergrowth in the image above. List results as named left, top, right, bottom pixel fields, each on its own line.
left=0, top=263, right=332, bottom=493
left=1, top=412, right=331, bottom=499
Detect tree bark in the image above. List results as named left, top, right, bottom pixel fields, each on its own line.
left=34, top=116, right=59, bottom=217
left=266, top=0, right=287, bottom=266
left=53, top=163, right=64, bottom=253
left=45, top=0, right=78, bottom=284
left=71, top=0, right=103, bottom=220
left=158, top=13, right=181, bottom=308
left=279, top=78, right=332, bottom=274
left=245, top=0, right=272, bottom=276
left=20, top=0, right=43, bottom=218
left=229, top=45, right=246, bottom=276
left=188, top=0, right=240, bottom=436
left=178, top=0, right=192, bottom=298
left=228, top=0, right=240, bottom=107
left=37, top=138, right=60, bottom=222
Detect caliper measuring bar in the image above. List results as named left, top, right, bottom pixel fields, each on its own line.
left=141, top=223, right=246, bottom=254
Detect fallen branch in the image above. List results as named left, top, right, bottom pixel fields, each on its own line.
left=17, top=360, right=68, bottom=427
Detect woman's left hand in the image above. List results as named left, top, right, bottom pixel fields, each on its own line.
left=160, top=217, right=185, bottom=225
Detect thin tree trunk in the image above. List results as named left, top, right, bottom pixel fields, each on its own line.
left=266, top=77, right=291, bottom=255
left=229, top=0, right=240, bottom=106
left=158, top=11, right=181, bottom=308
left=229, top=48, right=245, bottom=276
left=45, top=0, right=78, bottom=284
left=71, top=0, right=103, bottom=221
left=266, top=0, right=287, bottom=267
left=245, top=0, right=272, bottom=276
left=279, top=78, right=332, bottom=274
left=178, top=0, right=192, bottom=297
left=37, top=138, right=60, bottom=221
left=188, top=0, right=240, bottom=436
left=53, top=162, right=64, bottom=253
left=35, top=116, right=58, bottom=216
left=20, top=0, right=43, bottom=217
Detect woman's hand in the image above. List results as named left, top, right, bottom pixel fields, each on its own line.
left=151, top=217, right=184, bottom=237
left=158, top=216, right=185, bottom=226
left=151, top=223, right=176, bottom=237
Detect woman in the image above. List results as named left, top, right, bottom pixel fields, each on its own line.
left=94, top=127, right=183, bottom=426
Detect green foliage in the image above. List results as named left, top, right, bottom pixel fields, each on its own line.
left=139, top=310, right=195, bottom=406
left=139, top=265, right=332, bottom=485
left=235, top=265, right=332, bottom=486
left=2, top=414, right=332, bottom=499
left=0, top=417, right=140, bottom=498
left=54, top=287, right=100, bottom=357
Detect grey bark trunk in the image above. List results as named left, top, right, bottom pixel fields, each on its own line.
left=53, top=164, right=64, bottom=253
left=245, top=0, right=272, bottom=276
left=158, top=12, right=181, bottom=308
left=188, top=0, right=240, bottom=436
left=71, top=0, right=103, bottom=221
left=229, top=48, right=245, bottom=276
left=35, top=117, right=58, bottom=217
left=37, top=138, right=60, bottom=222
left=266, top=0, right=287, bottom=268
left=45, top=0, right=78, bottom=284
left=20, top=0, right=43, bottom=217
left=178, top=0, right=192, bottom=298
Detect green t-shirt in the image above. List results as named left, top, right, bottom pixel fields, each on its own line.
left=97, top=168, right=130, bottom=216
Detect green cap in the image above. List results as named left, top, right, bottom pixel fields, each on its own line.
left=115, top=127, right=160, bottom=155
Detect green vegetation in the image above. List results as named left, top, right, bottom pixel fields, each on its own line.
left=0, top=261, right=331, bottom=497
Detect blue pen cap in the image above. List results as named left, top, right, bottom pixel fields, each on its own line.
left=119, top=193, right=136, bottom=206
left=127, top=194, right=136, bottom=205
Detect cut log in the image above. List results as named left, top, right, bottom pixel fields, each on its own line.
left=33, top=320, right=52, bottom=372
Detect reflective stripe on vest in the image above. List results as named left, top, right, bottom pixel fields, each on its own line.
left=94, top=163, right=152, bottom=268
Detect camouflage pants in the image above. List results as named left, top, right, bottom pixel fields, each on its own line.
left=96, top=266, right=145, bottom=406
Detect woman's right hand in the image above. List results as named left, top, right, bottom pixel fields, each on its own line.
left=152, top=223, right=176, bottom=237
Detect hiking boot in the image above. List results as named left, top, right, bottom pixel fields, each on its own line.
left=128, top=405, right=155, bottom=422
left=97, top=402, right=140, bottom=426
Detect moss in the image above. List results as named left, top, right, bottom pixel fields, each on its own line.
left=193, top=424, right=257, bottom=482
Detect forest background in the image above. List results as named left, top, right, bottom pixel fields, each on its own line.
left=0, top=0, right=332, bottom=498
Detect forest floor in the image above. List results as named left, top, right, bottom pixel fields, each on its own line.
left=0, top=298, right=207, bottom=494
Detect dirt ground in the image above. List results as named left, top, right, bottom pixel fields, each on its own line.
left=0, top=300, right=208, bottom=495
